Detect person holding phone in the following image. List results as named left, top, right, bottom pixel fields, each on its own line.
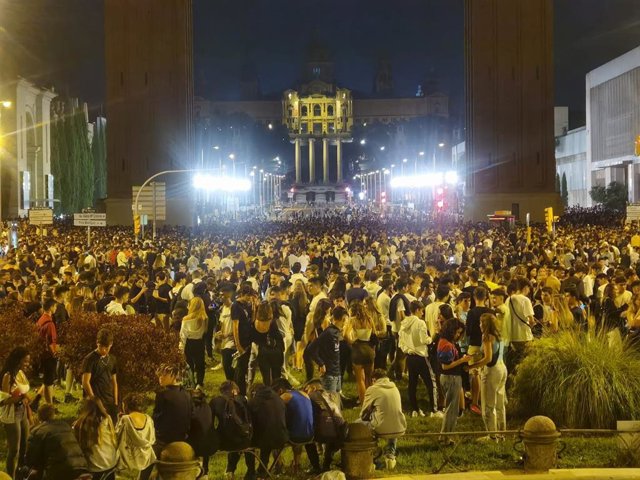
left=437, top=318, right=473, bottom=443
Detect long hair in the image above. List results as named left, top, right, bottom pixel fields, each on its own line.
left=0, top=347, right=29, bottom=386
left=186, top=297, right=208, bottom=330
left=313, top=298, right=333, bottom=331
left=440, top=318, right=465, bottom=342
left=74, top=398, right=110, bottom=457
left=348, top=300, right=374, bottom=330
left=291, top=280, right=309, bottom=311
left=552, top=294, right=574, bottom=329
left=480, top=313, right=501, bottom=342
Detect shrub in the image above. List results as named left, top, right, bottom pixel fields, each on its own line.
left=0, top=301, right=48, bottom=375
left=510, top=331, right=640, bottom=428
left=58, top=312, right=183, bottom=395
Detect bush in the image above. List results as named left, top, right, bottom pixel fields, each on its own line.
left=0, top=301, right=48, bottom=375
left=58, top=313, right=183, bottom=395
left=510, top=331, right=640, bottom=428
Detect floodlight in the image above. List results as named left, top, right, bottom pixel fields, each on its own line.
left=192, top=174, right=251, bottom=192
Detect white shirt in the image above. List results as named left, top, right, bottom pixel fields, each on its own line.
left=508, top=294, right=534, bottom=342
left=424, top=301, right=444, bottom=337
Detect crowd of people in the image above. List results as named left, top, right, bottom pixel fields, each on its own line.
left=1, top=209, right=640, bottom=479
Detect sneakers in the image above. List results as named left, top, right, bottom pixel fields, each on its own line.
left=470, top=404, right=482, bottom=415
left=384, top=454, right=397, bottom=470
left=411, top=410, right=419, bottom=418
left=431, top=410, right=444, bottom=419
left=477, top=435, right=497, bottom=443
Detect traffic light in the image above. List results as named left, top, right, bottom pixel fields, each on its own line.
left=544, top=207, right=554, bottom=233
left=435, top=187, right=445, bottom=210
left=133, top=214, right=141, bottom=236
left=635, top=135, right=640, bottom=156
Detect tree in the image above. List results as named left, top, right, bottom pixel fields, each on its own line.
left=556, top=172, right=561, bottom=193
left=92, top=119, right=107, bottom=203
left=561, top=172, right=569, bottom=206
left=589, top=181, right=628, bottom=211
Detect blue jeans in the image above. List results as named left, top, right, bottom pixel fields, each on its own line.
left=321, top=374, right=342, bottom=393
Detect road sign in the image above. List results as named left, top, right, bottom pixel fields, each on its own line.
left=74, top=213, right=106, bottom=227
left=28, top=208, right=53, bottom=225
left=132, top=182, right=166, bottom=220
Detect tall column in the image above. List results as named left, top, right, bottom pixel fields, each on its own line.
left=336, top=140, right=343, bottom=183
left=323, top=138, right=329, bottom=183
left=295, top=138, right=301, bottom=183
left=308, top=138, right=315, bottom=183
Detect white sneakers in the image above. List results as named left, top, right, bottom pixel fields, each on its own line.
left=431, top=410, right=445, bottom=419
left=411, top=409, right=426, bottom=418
left=384, top=454, right=397, bottom=470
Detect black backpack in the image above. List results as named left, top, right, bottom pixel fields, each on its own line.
left=219, top=397, right=253, bottom=450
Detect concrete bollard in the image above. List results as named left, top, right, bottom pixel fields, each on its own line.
left=341, top=423, right=377, bottom=479
left=155, top=442, right=203, bottom=480
left=520, top=416, right=561, bottom=472
left=617, top=420, right=640, bottom=466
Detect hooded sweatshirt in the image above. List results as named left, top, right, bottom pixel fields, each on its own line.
left=399, top=315, right=431, bottom=357
left=360, top=378, right=407, bottom=436
left=115, top=414, right=156, bottom=471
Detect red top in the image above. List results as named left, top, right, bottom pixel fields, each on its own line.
left=36, top=313, right=57, bottom=354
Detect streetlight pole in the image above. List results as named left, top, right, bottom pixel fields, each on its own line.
left=133, top=168, right=217, bottom=242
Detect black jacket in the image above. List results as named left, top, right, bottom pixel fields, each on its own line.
left=153, top=385, right=193, bottom=444
left=248, top=386, right=288, bottom=450
left=306, top=324, right=341, bottom=376
left=25, top=420, right=88, bottom=480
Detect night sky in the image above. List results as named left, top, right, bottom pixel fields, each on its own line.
left=3, top=0, right=640, bottom=128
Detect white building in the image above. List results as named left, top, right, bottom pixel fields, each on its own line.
left=586, top=45, right=640, bottom=204
left=0, top=78, right=56, bottom=219
left=556, top=127, right=588, bottom=206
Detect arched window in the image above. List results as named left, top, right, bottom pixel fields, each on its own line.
left=313, top=104, right=322, bottom=116
left=301, top=105, right=308, bottom=117
left=327, top=105, right=334, bottom=116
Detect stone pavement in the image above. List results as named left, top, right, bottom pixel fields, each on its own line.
left=380, top=469, right=640, bottom=479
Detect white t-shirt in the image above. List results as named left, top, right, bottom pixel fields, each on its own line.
left=219, top=305, right=235, bottom=350
left=508, top=294, right=534, bottom=342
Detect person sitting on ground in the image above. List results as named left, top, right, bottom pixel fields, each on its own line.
left=303, top=379, right=346, bottom=473
left=271, top=378, right=318, bottom=474
left=359, top=369, right=407, bottom=470
left=210, top=380, right=253, bottom=480
left=73, top=398, right=119, bottom=480
left=25, top=403, right=90, bottom=480
left=115, top=393, right=156, bottom=474
left=247, top=383, right=289, bottom=480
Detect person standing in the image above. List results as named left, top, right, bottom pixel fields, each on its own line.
left=507, top=278, right=535, bottom=374
left=35, top=299, right=59, bottom=406
left=232, top=284, right=258, bottom=396
left=465, top=287, right=492, bottom=415
left=82, top=329, right=119, bottom=421
left=217, top=284, right=237, bottom=381
left=399, top=301, right=440, bottom=418
left=180, top=297, right=208, bottom=389
left=437, top=318, right=473, bottom=444
left=0, top=347, right=31, bottom=478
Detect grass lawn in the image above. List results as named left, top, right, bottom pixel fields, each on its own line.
left=0, top=359, right=624, bottom=478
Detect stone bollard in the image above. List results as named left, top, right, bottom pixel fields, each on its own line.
left=341, top=422, right=377, bottom=479
left=617, top=420, right=640, bottom=466
left=155, top=442, right=203, bottom=480
left=519, top=416, right=561, bottom=472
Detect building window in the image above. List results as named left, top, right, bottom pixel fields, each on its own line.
left=300, top=122, right=308, bottom=134
left=301, top=106, right=308, bottom=117
left=313, top=66, right=321, bottom=78
left=313, top=105, right=321, bottom=116
left=328, top=123, right=335, bottom=132
left=313, top=123, right=322, bottom=135
left=327, top=105, right=334, bottom=116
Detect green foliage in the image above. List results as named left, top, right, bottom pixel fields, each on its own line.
left=589, top=181, right=628, bottom=211
left=58, top=312, right=183, bottom=395
left=511, top=331, right=640, bottom=428
left=561, top=172, right=569, bottom=206
left=556, top=172, right=561, bottom=193
left=0, top=302, right=48, bottom=373
left=50, top=101, right=95, bottom=214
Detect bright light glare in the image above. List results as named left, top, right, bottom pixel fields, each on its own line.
left=438, top=142, right=446, bottom=148
left=360, top=139, right=366, bottom=145
left=1, top=101, right=12, bottom=108
left=358, top=192, right=366, bottom=200
left=268, top=123, right=273, bottom=130
left=192, top=174, right=251, bottom=192
left=380, top=146, right=385, bottom=151
left=444, top=171, right=458, bottom=184
left=390, top=171, right=458, bottom=189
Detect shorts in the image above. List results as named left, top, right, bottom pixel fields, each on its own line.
left=351, top=341, right=375, bottom=366
left=42, top=356, right=57, bottom=386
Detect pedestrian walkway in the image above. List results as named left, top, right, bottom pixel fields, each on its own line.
left=380, top=468, right=640, bottom=480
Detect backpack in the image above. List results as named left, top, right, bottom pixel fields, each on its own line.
left=312, top=392, right=347, bottom=445
left=219, top=397, right=253, bottom=450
